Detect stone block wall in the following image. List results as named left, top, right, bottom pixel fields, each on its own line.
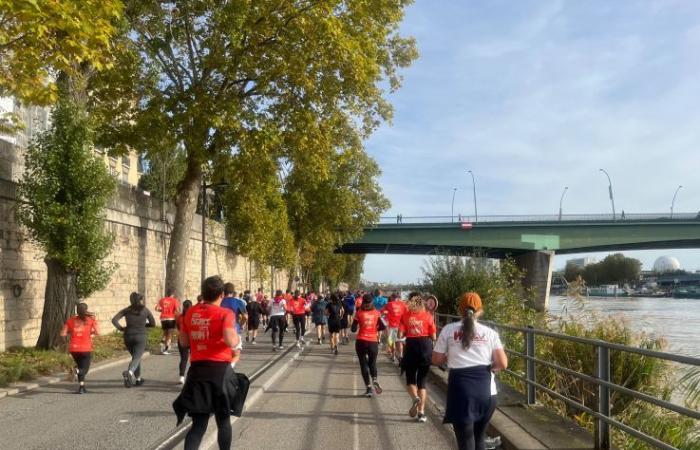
left=0, top=173, right=288, bottom=351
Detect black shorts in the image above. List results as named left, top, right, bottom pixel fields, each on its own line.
left=328, top=319, right=341, bottom=334
left=161, top=319, right=176, bottom=330
left=247, top=316, right=260, bottom=330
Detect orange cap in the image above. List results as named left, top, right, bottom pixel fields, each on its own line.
left=458, top=292, right=482, bottom=314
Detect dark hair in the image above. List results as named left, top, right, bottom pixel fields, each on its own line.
left=373, top=289, right=381, bottom=297
left=330, top=293, right=339, bottom=304
left=76, top=302, right=89, bottom=320
left=293, top=289, right=300, bottom=297
left=129, top=292, right=144, bottom=312
left=166, top=287, right=174, bottom=297
left=461, top=308, right=476, bottom=349
left=275, top=289, right=283, bottom=297
left=223, top=282, right=235, bottom=296
left=203, top=276, right=225, bottom=302
left=361, top=293, right=374, bottom=310
left=182, top=299, right=193, bottom=316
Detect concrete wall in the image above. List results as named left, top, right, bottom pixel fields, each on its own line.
left=0, top=141, right=287, bottom=351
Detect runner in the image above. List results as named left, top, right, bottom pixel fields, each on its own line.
left=432, top=292, right=508, bottom=450
left=60, top=302, right=98, bottom=394
left=176, top=300, right=193, bottom=384
left=352, top=293, right=385, bottom=397
left=245, top=294, right=263, bottom=345
left=289, top=290, right=308, bottom=348
left=310, top=293, right=328, bottom=345
left=399, top=293, right=436, bottom=423
left=220, top=284, right=248, bottom=337
left=259, top=292, right=269, bottom=328
left=341, top=290, right=356, bottom=344
left=111, top=292, right=156, bottom=387
left=268, top=290, right=287, bottom=351
left=325, top=293, right=344, bottom=355
left=176, top=275, right=239, bottom=450
left=155, top=288, right=180, bottom=354
left=382, top=292, right=407, bottom=363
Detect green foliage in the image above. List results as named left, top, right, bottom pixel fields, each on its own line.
left=564, top=253, right=642, bottom=286
left=137, top=147, right=187, bottom=202
left=0, top=0, right=123, bottom=104
left=16, top=98, right=116, bottom=297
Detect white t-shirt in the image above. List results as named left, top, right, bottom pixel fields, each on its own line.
left=434, top=321, right=503, bottom=395
left=270, top=299, right=287, bottom=316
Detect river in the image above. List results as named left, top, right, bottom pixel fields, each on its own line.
left=548, top=295, right=700, bottom=358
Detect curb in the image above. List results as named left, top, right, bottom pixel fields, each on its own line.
left=0, top=352, right=151, bottom=400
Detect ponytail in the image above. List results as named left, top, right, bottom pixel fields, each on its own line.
left=461, top=308, right=476, bottom=349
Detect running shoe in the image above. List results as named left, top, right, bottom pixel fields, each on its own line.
left=159, top=343, right=165, bottom=353
left=122, top=370, right=134, bottom=388
left=273, top=346, right=278, bottom=352
left=246, top=336, right=250, bottom=342
left=364, top=387, right=373, bottom=398
left=162, top=350, right=171, bottom=355
left=77, top=385, right=86, bottom=394
left=296, top=340, right=301, bottom=349
left=251, top=339, right=257, bottom=345
left=417, top=413, right=427, bottom=423
left=179, top=376, right=185, bottom=384
left=317, top=338, right=322, bottom=345
left=334, top=347, right=338, bottom=355
left=277, top=345, right=285, bottom=350
left=409, top=396, right=420, bottom=418
left=372, top=379, right=383, bottom=395
left=134, top=378, right=144, bottom=387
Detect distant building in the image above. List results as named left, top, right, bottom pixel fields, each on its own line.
left=566, top=257, right=596, bottom=269
left=653, top=256, right=682, bottom=273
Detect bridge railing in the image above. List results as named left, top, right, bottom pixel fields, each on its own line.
left=380, top=212, right=700, bottom=224
left=434, top=313, right=700, bottom=450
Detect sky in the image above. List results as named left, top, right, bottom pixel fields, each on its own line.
left=361, top=0, right=700, bottom=284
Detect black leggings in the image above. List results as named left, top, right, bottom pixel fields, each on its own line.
left=185, top=411, right=231, bottom=450
left=355, top=340, right=378, bottom=386
left=269, top=315, right=285, bottom=346
left=124, top=335, right=146, bottom=378
left=293, top=314, right=306, bottom=340
left=405, top=364, right=430, bottom=389
left=71, top=352, right=92, bottom=382
left=452, top=396, right=498, bottom=450
left=178, top=342, right=190, bottom=377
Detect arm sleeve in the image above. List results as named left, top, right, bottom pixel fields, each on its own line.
left=111, top=310, right=126, bottom=331
left=223, top=310, right=235, bottom=330
left=434, top=327, right=449, bottom=354
left=491, top=330, right=503, bottom=350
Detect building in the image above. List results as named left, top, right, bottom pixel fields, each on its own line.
left=566, top=257, right=596, bottom=269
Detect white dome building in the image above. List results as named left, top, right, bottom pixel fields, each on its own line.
left=653, top=256, right=682, bottom=273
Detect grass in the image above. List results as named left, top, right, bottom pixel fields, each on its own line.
left=0, top=328, right=163, bottom=388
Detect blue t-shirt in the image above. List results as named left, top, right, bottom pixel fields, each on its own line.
left=343, top=294, right=356, bottom=313
left=373, top=295, right=388, bottom=310
left=221, top=297, right=246, bottom=333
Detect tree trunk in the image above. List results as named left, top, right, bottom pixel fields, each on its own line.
left=165, top=158, right=202, bottom=300
left=36, top=258, right=78, bottom=349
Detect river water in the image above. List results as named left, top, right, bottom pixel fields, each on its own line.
left=548, top=295, right=700, bottom=358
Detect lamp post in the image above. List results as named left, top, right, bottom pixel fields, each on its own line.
left=670, top=185, right=683, bottom=219
left=558, top=186, right=568, bottom=221
left=599, top=169, right=616, bottom=221
left=201, top=181, right=229, bottom=283
left=467, top=170, right=478, bottom=222
left=451, top=188, right=457, bottom=222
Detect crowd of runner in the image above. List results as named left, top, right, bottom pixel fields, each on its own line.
left=60, top=279, right=506, bottom=450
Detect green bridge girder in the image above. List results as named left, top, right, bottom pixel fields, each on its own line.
left=337, top=219, right=700, bottom=257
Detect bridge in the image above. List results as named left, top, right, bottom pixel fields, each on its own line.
left=337, top=213, right=700, bottom=309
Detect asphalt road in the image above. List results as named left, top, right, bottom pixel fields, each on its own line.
left=231, top=340, right=455, bottom=450
left=0, top=341, right=282, bottom=450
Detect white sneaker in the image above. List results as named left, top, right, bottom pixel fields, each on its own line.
left=179, top=376, right=185, bottom=384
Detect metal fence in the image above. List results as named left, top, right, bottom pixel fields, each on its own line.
left=379, top=212, right=700, bottom=224
left=434, top=313, right=700, bottom=450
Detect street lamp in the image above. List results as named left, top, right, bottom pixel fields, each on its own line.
left=451, top=188, right=457, bottom=222
left=201, top=180, right=229, bottom=283
left=599, top=169, right=616, bottom=221
left=558, top=186, right=568, bottom=221
left=670, top=185, right=683, bottom=219
left=467, top=170, right=478, bottom=222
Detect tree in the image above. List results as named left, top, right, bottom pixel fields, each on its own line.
left=563, top=262, right=583, bottom=283
left=16, top=97, right=116, bottom=349
left=97, top=1, right=417, bottom=299
left=574, top=253, right=642, bottom=286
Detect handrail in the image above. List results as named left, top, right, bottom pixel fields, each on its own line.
left=434, top=313, right=700, bottom=450
left=379, top=212, right=700, bottom=224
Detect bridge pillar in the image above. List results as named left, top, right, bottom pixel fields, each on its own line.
left=514, top=251, right=554, bottom=312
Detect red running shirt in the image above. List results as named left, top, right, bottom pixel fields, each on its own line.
left=355, top=309, right=382, bottom=342
left=382, top=301, right=407, bottom=328
left=63, top=316, right=98, bottom=352
left=290, top=297, right=307, bottom=315
left=158, top=296, right=179, bottom=320
left=400, top=310, right=437, bottom=338
left=183, top=303, right=235, bottom=362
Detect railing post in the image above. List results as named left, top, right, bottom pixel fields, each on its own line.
left=525, top=326, right=536, bottom=405
left=595, top=345, right=611, bottom=450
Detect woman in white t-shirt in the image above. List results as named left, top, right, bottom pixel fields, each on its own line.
left=432, top=292, right=508, bottom=450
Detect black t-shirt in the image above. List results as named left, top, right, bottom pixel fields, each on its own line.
left=246, top=301, right=263, bottom=320
left=326, top=303, right=342, bottom=321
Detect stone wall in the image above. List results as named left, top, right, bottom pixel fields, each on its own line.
left=0, top=144, right=287, bottom=350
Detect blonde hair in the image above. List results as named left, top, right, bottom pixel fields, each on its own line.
left=406, top=294, right=425, bottom=312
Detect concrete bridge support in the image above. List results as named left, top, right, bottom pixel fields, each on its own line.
left=514, top=250, right=554, bottom=312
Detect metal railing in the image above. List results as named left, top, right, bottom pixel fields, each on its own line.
left=434, top=313, right=700, bottom=450
left=379, top=212, right=700, bottom=224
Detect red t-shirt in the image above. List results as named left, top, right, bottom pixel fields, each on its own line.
left=158, top=296, right=179, bottom=320
left=400, top=310, right=436, bottom=338
left=355, top=309, right=382, bottom=342
left=382, top=301, right=407, bottom=328
left=290, top=297, right=307, bottom=315
left=64, top=316, right=97, bottom=352
left=183, top=303, right=236, bottom=362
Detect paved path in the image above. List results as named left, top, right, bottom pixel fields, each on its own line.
left=231, top=340, right=455, bottom=450
left=0, top=343, right=281, bottom=450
